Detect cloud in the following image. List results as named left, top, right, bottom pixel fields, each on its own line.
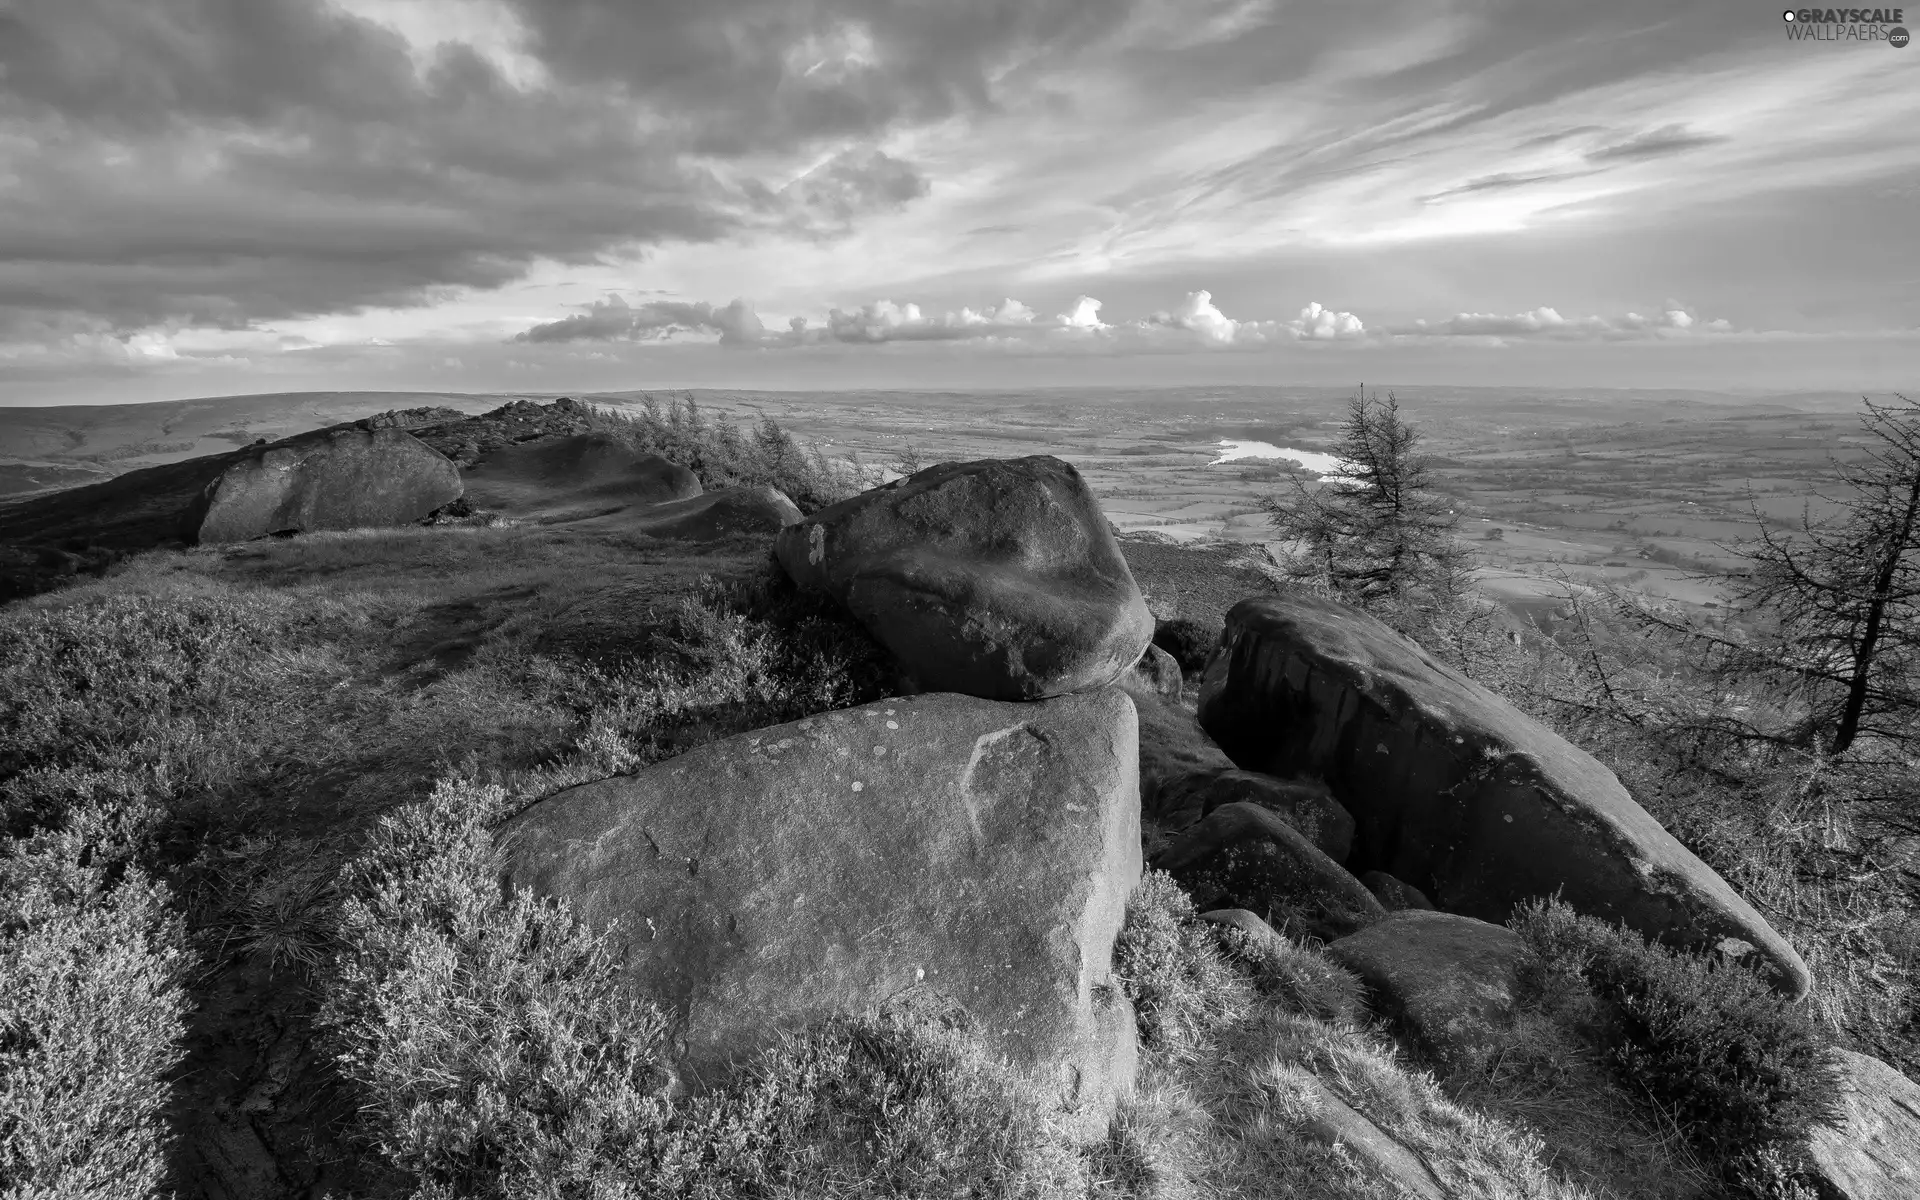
left=1057, top=295, right=1108, bottom=330
left=1288, top=302, right=1365, bottom=340
left=1585, top=123, right=1728, bottom=163
left=509, top=288, right=1371, bottom=351
left=516, top=294, right=767, bottom=344
left=1390, top=305, right=1733, bottom=342
left=779, top=149, right=931, bottom=232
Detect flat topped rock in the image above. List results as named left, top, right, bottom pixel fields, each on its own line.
left=774, top=456, right=1153, bottom=701
left=497, top=688, right=1143, bottom=1133
left=1198, top=590, right=1811, bottom=998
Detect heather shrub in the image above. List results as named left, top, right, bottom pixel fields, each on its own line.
left=0, top=804, right=191, bottom=1200
left=1149, top=618, right=1218, bottom=675
left=319, top=776, right=677, bottom=1198
left=1510, top=898, right=1844, bottom=1187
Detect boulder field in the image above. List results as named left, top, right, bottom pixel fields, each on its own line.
left=1196, top=591, right=1812, bottom=998
left=497, top=688, right=1143, bottom=1137
left=774, top=455, right=1154, bottom=701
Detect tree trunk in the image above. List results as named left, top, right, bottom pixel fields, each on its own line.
left=1829, top=469, right=1920, bottom=753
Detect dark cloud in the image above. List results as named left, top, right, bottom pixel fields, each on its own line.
left=0, top=0, right=1013, bottom=343
left=504, top=0, right=1134, bottom=154
left=1586, top=123, right=1729, bottom=163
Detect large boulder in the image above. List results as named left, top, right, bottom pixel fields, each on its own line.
left=497, top=688, right=1143, bottom=1136
left=1197, top=591, right=1812, bottom=998
left=1327, top=911, right=1525, bottom=1066
left=627, top=485, right=803, bottom=541
left=1808, top=1049, right=1920, bottom=1200
left=773, top=456, right=1153, bottom=701
left=0, top=424, right=461, bottom=553
left=1152, top=802, right=1385, bottom=942
left=193, top=426, right=463, bottom=543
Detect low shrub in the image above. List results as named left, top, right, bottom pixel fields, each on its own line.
left=0, top=802, right=191, bottom=1200
left=1510, top=897, right=1844, bottom=1188
left=603, top=394, right=884, bottom=513
left=1149, top=618, right=1218, bottom=675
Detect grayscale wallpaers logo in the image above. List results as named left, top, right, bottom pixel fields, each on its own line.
left=1782, top=7, right=1910, bottom=44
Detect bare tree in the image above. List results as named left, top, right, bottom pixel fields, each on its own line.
left=1732, top=394, right=1920, bottom=754
left=1262, top=388, right=1470, bottom=605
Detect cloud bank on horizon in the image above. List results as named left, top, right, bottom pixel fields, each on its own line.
left=0, top=0, right=1914, bottom=401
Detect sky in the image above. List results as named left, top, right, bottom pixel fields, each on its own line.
left=1, top=0, right=1916, bottom=406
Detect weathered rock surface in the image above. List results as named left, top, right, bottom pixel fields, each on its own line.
left=627, top=485, right=803, bottom=541
left=1328, top=911, right=1524, bottom=1066
left=194, top=426, right=463, bottom=543
left=464, top=432, right=700, bottom=516
left=497, top=688, right=1143, bottom=1135
left=1153, top=770, right=1354, bottom=862
left=1808, top=1049, right=1920, bottom=1200
left=1127, top=642, right=1184, bottom=699
left=1198, top=591, right=1812, bottom=998
left=1360, top=870, right=1436, bottom=912
left=774, top=456, right=1154, bottom=701
left=1153, top=802, right=1385, bottom=942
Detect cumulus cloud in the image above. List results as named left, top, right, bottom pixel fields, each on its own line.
left=1057, top=295, right=1108, bottom=330
left=1288, top=302, right=1365, bottom=340
left=510, top=288, right=1374, bottom=352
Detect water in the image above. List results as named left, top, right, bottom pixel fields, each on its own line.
left=1209, top=440, right=1346, bottom=473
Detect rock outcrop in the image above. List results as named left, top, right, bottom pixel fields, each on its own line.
left=627, top=485, right=803, bottom=541
left=774, top=456, right=1154, bottom=701
left=193, top=426, right=463, bottom=543
left=1198, top=591, right=1812, bottom=998
left=1808, top=1049, right=1920, bottom=1200
left=1153, top=801, right=1385, bottom=942
left=497, top=688, right=1143, bottom=1136
left=1327, top=911, right=1524, bottom=1066
left=463, top=432, right=700, bottom=517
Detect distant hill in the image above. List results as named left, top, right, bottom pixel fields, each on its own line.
left=0, top=391, right=530, bottom=495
